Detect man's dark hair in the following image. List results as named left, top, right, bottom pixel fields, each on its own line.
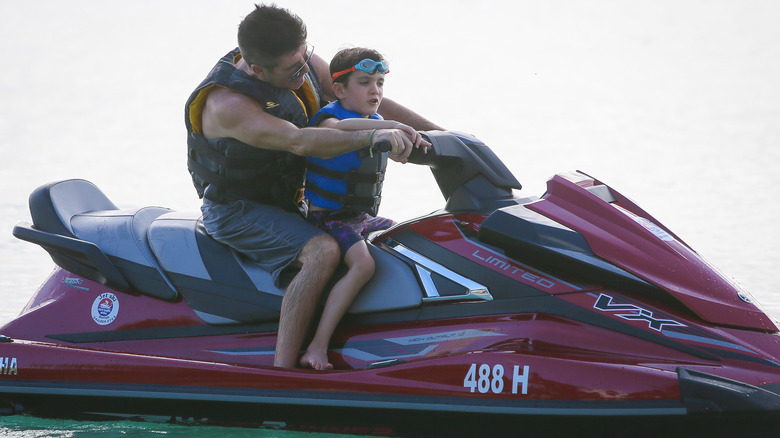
left=238, top=4, right=307, bottom=68
left=330, top=47, right=385, bottom=84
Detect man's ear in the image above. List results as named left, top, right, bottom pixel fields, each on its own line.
left=332, top=81, right=346, bottom=99
left=251, top=64, right=270, bottom=81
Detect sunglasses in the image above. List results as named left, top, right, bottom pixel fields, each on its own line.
left=331, top=58, right=390, bottom=81
left=289, top=44, right=314, bottom=81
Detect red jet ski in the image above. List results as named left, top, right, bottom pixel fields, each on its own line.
left=2, top=131, right=780, bottom=436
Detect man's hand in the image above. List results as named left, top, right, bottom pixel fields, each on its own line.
left=374, top=126, right=431, bottom=163
left=373, top=129, right=413, bottom=162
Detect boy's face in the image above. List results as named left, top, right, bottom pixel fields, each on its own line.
left=334, top=71, right=385, bottom=117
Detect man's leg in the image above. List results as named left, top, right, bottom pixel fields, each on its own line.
left=274, top=233, right=340, bottom=368
left=300, top=240, right=375, bottom=370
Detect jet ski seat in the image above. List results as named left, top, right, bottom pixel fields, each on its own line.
left=17, top=179, right=424, bottom=325
left=148, top=212, right=424, bottom=325
left=148, top=211, right=285, bottom=324
left=19, top=179, right=178, bottom=301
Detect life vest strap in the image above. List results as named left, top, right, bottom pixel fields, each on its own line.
left=306, top=161, right=385, bottom=184
left=304, top=183, right=380, bottom=216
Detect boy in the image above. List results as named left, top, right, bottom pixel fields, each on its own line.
left=300, top=48, right=423, bottom=370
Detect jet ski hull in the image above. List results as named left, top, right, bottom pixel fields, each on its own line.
left=3, top=132, right=780, bottom=437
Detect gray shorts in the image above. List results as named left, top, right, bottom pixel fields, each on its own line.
left=200, top=198, right=324, bottom=286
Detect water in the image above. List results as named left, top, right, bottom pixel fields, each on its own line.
left=0, top=415, right=336, bottom=438
left=1, top=0, right=779, bottom=436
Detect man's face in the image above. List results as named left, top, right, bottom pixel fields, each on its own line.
left=258, top=44, right=312, bottom=90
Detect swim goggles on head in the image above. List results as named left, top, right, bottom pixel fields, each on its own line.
left=331, top=58, right=390, bottom=81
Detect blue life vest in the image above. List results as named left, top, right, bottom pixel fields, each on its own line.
left=305, top=101, right=387, bottom=216
left=185, top=48, right=324, bottom=211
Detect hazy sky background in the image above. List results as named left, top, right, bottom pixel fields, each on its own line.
left=1, top=0, right=779, bottom=319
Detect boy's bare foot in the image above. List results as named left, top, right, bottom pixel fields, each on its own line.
left=299, top=349, right=334, bottom=371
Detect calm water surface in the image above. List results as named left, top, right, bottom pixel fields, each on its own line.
left=1, top=0, right=779, bottom=436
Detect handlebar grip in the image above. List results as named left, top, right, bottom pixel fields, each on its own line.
left=373, top=140, right=392, bottom=153
left=406, top=133, right=435, bottom=165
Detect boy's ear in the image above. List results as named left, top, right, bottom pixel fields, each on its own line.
left=332, top=81, right=346, bottom=99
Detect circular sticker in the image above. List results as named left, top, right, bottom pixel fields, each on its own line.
left=91, top=293, right=120, bottom=325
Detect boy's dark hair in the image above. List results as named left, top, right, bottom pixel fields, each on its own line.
left=330, top=47, right=385, bottom=84
left=238, top=4, right=307, bottom=68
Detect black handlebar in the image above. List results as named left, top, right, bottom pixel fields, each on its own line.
left=372, top=140, right=392, bottom=153
left=372, top=136, right=435, bottom=164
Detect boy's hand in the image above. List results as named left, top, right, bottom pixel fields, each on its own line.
left=394, top=122, right=430, bottom=153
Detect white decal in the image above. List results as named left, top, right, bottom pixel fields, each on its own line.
left=0, top=357, right=17, bottom=375
left=91, top=292, right=120, bottom=325
left=471, top=250, right=556, bottom=288
left=512, top=365, right=530, bottom=395
left=388, top=329, right=504, bottom=346
left=594, top=293, right=685, bottom=331
left=613, top=205, right=674, bottom=242
left=464, top=363, right=529, bottom=395
left=63, top=277, right=89, bottom=290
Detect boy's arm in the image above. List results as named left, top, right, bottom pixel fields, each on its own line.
left=320, top=118, right=406, bottom=131
left=319, top=117, right=428, bottom=160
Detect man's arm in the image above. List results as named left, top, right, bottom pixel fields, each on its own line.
left=310, top=54, right=336, bottom=102
left=202, top=86, right=413, bottom=159
left=378, top=98, right=444, bottom=131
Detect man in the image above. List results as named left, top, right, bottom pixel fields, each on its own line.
left=184, top=4, right=440, bottom=368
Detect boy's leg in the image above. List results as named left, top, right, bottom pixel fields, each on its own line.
left=300, top=240, right=375, bottom=370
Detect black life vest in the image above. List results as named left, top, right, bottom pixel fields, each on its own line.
left=305, top=101, right=387, bottom=217
left=185, top=48, right=324, bottom=211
